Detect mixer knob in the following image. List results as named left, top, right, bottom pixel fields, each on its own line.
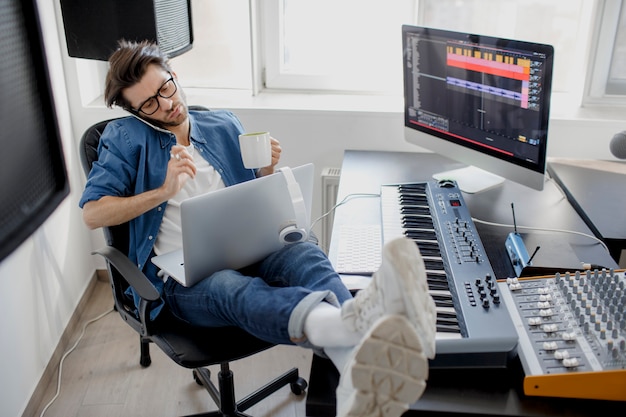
left=543, top=341, right=558, bottom=351
left=562, top=331, right=577, bottom=341
left=595, top=322, right=602, bottom=331
left=600, top=329, right=606, bottom=340
left=563, top=357, right=579, bottom=368
left=542, top=323, right=558, bottom=333
left=554, top=349, right=570, bottom=360
left=612, top=329, right=619, bottom=339
left=492, top=295, right=500, bottom=304
left=482, top=299, right=490, bottom=309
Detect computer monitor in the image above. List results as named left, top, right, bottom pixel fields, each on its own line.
left=402, top=25, right=554, bottom=193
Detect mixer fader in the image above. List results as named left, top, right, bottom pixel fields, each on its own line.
left=499, top=269, right=626, bottom=401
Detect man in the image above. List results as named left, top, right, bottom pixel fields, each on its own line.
left=80, top=40, right=436, bottom=417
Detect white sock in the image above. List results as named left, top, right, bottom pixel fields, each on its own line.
left=303, top=302, right=362, bottom=348
left=325, top=346, right=353, bottom=380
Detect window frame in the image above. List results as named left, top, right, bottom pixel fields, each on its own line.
left=585, top=0, right=626, bottom=105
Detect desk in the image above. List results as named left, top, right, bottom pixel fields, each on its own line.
left=306, top=150, right=624, bottom=416
left=547, top=158, right=626, bottom=265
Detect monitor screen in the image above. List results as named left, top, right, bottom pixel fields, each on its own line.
left=402, top=25, right=554, bottom=192
left=0, top=0, right=69, bottom=262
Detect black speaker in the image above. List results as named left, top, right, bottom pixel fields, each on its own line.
left=60, top=0, right=193, bottom=61
left=0, top=0, right=69, bottom=262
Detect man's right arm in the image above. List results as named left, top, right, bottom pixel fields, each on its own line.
left=82, top=190, right=168, bottom=230
left=82, top=144, right=197, bottom=230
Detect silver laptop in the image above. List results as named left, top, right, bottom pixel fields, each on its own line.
left=151, top=163, right=314, bottom=287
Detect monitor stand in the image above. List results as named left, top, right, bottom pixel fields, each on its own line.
left=432, top=165, right=504, bottom=194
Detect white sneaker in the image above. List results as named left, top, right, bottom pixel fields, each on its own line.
left=341, top=237, right=437, bottom=359
left=336, top=314, right=429, bottom=417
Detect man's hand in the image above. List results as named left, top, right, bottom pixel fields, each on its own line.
left=162, top=144, right=197, bottom=198
left=257, top=137, right=282, bottom=177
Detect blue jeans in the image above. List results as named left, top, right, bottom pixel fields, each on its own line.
left=162, top=241, right=353, bottom=346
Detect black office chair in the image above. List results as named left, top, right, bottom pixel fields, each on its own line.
left=80, top=107, right=307, bottom=417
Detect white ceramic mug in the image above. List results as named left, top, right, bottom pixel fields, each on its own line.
left=238, top=131, right=272, bottom=169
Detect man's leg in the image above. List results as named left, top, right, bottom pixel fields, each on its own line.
left=303, top=237, right=437, bottom=417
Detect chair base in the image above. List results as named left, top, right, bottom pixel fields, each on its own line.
left=181, top=363, right=307, bottom=417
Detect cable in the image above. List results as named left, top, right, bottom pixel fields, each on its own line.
left=39, top=307, right=115, bottom=417
left=471, top=217, right=610, bottom=253
left=310, top=192, right=380, bottom=231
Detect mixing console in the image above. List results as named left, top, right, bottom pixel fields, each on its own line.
left=499, top=269, right=626, bottom=401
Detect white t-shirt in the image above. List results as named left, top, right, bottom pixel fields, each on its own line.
left=154, top=144, right=225, bottom=255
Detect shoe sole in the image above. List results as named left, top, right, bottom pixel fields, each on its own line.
left=342, top=314, right=429, bottom=417
left=383, top=237, right=437, bottom=359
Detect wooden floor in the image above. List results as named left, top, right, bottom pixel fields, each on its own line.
left=31, top=278, right=313, bottom=417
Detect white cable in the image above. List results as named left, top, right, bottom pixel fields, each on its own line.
left=471, top=217, right=610, bottom=253
left=39, top=307, right=114, bottom=417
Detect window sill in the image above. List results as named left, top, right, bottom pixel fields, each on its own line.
left=184, top=88, right=404, bottom=115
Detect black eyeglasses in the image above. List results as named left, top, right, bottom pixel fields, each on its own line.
left=133, top=74, right=177, bottom=115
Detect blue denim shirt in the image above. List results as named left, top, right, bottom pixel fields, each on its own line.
left=80, top=109, right=256, bottom=315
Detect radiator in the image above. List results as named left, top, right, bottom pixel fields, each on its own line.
left=320, top=167, right=341, bottom=252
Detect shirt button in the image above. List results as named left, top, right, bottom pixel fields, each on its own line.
left=148, top=236, right=153, bottom=240
left=157, top=206, right=162, bottom=211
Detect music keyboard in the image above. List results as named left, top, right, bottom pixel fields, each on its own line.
left=380, top=181, right=518, bottom=368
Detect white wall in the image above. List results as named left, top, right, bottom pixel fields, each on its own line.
left=2, top=2, right=624, bottom=417
left=0, top=1, right=96, bottom=416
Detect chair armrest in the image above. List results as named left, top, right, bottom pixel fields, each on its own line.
left=92, top=246, right=160, bottom=301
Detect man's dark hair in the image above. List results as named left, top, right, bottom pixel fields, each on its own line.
left=104, top=40, right=173, bottom=110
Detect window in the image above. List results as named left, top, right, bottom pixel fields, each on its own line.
left=172, top=0, right=623, bottom=106
left=262, top=0, right=417, bottom=93
left=171, top=0, right=252, bottom=90
left=608, top=4, right=626, bottom=94
left=417, top=0, right=590, bottom=95
left=586, top=0, right=626, bottom=103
